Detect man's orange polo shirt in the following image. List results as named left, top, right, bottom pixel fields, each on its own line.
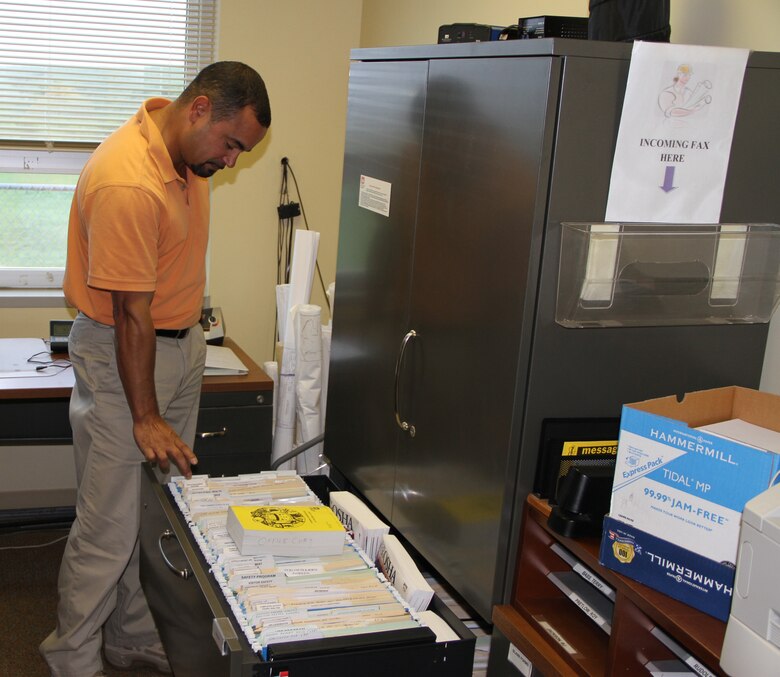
left=63, top=98, right=209, bottom=329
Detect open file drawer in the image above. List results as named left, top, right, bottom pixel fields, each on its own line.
left=139, top=464, right=476, bottom=676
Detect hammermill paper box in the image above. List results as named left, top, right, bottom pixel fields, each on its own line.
left=608, top=386, right=780, bottom=566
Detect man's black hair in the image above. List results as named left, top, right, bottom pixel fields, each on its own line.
left=180, top=61, right=271, bottom=128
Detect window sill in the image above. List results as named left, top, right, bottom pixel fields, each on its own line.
left=0, top=289, right=72, bottom=309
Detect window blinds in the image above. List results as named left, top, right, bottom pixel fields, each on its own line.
left=0, top=0, right=217, bottom=146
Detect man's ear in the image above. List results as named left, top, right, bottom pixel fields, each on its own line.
left=189, top=95, right=211, bottom=123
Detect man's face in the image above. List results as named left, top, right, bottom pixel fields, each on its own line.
left=184, top=101, right=268, bottom=178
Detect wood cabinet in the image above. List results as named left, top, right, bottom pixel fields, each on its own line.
left=488, top=496, right=728, bottom=676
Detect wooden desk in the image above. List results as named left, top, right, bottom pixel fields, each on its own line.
left=0, top=337, right=274, bottom=511
left=0, top=336, right=272, bottom=400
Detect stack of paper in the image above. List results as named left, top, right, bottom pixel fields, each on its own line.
left=227, top=504, right=346, bottom=557
left=376, top=534, right=434, bottom=612
left=181, top=472, right=318, bottom=520
left=329, top=491, right=390, bottom=561
left=204, top=345, right=249, bottom=375
left=215, top=536, right=416, bottom=646
left=698, top=418, right=780, bottom=454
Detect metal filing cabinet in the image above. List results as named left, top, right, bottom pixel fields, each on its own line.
left=139, top=465, right=476, bottom=677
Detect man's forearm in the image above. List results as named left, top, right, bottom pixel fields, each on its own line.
left=112, top=290, right=160, bottom=423
left=110, top=289, right=197, bottom=477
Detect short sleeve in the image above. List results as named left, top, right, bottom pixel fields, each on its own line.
left=82, top=184, right=163, bottom=292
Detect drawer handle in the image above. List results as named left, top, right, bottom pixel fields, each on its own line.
left=197, top=427, right=228, bottom=439
left=158, top=529, right=191, bottom=579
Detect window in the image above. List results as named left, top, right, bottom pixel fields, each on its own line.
left=0, top=0, right=216, bottom=289
left=0, top=149, right=84, bottom=288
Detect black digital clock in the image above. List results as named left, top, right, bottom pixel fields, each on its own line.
left=50, top=319, right=74, bottom=353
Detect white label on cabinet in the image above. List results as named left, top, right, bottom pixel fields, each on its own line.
left=358, top=175, right=391, bottom=217
left=573, top=562, right=616, bottom=601
left=651, top=625, right=716, bottom=677
left=567, top=591, right=610, bottom=631
left=537, top=619, right=577, bottom=654
left=685, top=657, right=717, bottom=677
left=507, top=643, right=533, bottom=675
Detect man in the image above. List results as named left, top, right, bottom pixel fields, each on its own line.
left=40, top=61, right=271, bottom=677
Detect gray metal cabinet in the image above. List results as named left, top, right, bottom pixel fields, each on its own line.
left=328, top=47, right=560, bottom=624
left=326, top=40, right=779, bottom=624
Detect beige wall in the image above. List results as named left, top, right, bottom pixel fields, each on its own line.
left=360, top=0, right=780, bottom=51
left=360, top=0, right=587, bottom=47
left=209, top=0, right=362, bottom=363
left=671, top=0, right=780, bottom=51
left=2, top=302, right=74, bottom=341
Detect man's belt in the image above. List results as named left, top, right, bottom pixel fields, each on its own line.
left=155, top=328, right=190, bottom=339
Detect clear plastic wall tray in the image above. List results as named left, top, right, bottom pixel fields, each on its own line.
left=556, top=223, right=780, bottom=328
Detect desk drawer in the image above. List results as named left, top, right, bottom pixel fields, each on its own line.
left=139, top=465, right=476, bottom=677
left=194, top=404, right=272, bottom=476
left=0, top=398, right=71, bottom=444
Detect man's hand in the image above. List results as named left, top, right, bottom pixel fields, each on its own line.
left=133, top=416, right=198, bottom=478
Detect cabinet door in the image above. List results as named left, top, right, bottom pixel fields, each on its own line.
left=394, top=56, right=556, bottom=622
left=326, top=60, right=428, bottom=517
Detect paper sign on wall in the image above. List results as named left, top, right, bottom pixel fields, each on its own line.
left=605, top=42, right=749, bottom=224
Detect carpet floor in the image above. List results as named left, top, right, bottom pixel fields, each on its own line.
left=0, top=525, right=160, bottom=677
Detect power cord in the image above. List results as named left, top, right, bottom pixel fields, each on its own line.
left=275, top=156, right=331, bottom=355
left=277, top=157, right=297, bottom=287
left=0, top=532, right=69, bottom=550
left=27, top=350, right=72, bottom=372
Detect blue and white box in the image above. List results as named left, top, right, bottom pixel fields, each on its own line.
left=610, top=386, right=780, bottom=566
left=599, top=515, right=735, bottom=621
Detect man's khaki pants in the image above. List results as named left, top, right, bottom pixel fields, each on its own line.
left=40, top=313, right=205, bottom=677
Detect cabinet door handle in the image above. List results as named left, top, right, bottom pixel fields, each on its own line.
left=158, top=529, right=191, bottom=579
left=394, top=329, right=417, bottom=437
left=197, top=427, right=227, bottom=439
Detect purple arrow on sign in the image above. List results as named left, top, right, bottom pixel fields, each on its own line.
left=661, top=166, right=677, bottom=193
